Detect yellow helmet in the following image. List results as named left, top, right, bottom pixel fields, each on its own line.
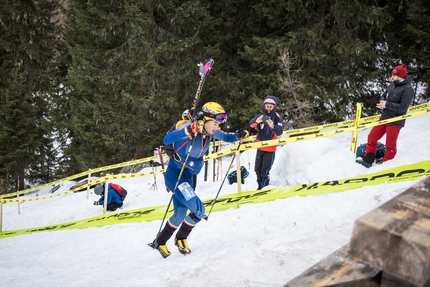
left=201, top=102, right=227, bottom=123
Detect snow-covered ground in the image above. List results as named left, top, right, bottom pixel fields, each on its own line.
left=1, top=112, right=429, bottom=287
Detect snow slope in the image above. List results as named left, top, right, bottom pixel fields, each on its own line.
left=0, top=112, right=429, bottom=287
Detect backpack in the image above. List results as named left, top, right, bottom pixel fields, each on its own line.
left=227, top=166, right=249, bottom=184
left=110, top=183, right=128, bottom=201
left=355, top=142, right=386, bottom=160
left=163, top=119, right=190, bottom=158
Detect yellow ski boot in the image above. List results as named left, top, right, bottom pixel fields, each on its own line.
left=175, top=238, right=191, bottom=255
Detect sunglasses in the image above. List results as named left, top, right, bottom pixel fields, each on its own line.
left=205, top=113, right=228, bottom=123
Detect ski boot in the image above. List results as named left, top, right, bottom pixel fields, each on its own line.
left=148, top=239, right=171, bottom=258
left=175, top=238, right=191, bottom=255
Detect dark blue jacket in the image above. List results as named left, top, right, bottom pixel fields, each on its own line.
left=249, top=95, right=283, bottom=152
left=380, top=75, right=414, bottom=127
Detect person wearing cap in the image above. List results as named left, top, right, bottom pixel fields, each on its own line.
left=249, top=95, right=283, bottom=190
left=93, top=182, right=125, bottom=211
left=151, top=102, right=249, bottom=258
left=356, top=64, right=414, bottom=168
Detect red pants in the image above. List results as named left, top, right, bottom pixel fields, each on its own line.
left=365, top=124, right=402, bottom=162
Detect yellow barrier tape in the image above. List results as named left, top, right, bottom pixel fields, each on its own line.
left=0, top=155, right=160, bottom=199
left=357, top=109, right=430, bottom=130
left=2, top=103, right=429, bottom=200
left=209, top=102, right=430, bottom=147
left=204, top=108, right=430, bottom=161
left=0, top=169, right=165, bottom=203
left=277, top=102, right=428, bottom=136
left=1, top=160, right=428, bottom=239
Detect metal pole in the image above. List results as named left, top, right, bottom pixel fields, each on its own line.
left=236, top=148, right=242, bottom=194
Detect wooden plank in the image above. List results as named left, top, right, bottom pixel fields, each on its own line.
left=381, top=272, right=430, bottom=287
left=284, top=245, right=381, bottom=287
left=349, top=176, right=430, bottom=287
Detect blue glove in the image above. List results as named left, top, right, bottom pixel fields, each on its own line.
left=93, top=201, right=99, bottom=206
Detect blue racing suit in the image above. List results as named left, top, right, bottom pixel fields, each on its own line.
left=164, top=121, right=238, bottom=228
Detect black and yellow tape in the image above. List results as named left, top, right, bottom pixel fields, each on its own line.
left=1, top=103, right=429, bottom=202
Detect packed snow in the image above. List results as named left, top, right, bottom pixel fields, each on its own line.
left=0, top=112, right=429, bottom=287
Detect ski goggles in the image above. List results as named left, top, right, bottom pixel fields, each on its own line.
left=204, top=113, right=228, bottom=123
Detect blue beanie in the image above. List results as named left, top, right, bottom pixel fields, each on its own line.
left=264, top=95, right=278, bottom=107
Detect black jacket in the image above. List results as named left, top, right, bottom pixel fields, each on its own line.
left=379, top=75, right=414, bottom=127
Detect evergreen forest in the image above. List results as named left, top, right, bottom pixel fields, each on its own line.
left=1, top=0, right=429, bottom=193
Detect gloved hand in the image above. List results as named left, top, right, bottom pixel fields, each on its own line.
left=236, top=130, right=249, bottom=140
left=93, top=201, right=99, bottom=206
left=194, top=111, right=205, bottom=121
left=186, top=120, right=203, bottom=135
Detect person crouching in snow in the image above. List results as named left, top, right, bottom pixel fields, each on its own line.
left=93, top=182, right=125, bottom=211
left=151, top=102, right=249, bottom=258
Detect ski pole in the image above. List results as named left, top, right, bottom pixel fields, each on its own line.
left=204, top=141, right=242, bottom=221
left=152, top=58, right=214, bottom=246
left=155, top=135, right=197, bottom=237
left=150, top=160, right=158, bottom=190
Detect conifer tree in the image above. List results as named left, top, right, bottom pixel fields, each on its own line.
left=380, top=0, right=430, bottom=103
left=64, top=0, right=214, bottom=170
left=0, top=0, right=61, bottom=192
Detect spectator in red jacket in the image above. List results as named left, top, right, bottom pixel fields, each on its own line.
left=249, top=95, right=283, bottom=189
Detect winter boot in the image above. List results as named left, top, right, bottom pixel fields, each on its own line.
left=257, top=180, right=262, bottom=190
left=356, top=152, right=375, bottom=168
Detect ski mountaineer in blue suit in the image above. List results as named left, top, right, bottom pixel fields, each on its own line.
left=151, top=102, right=249, bottom=258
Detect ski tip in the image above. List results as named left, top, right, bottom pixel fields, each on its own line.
left=148, top=242, right=155, bottom=249
left=203, top=60, right=213, bottom=75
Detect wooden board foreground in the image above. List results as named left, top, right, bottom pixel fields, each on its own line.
left=284, top=245, right=381, bottom=287
left=349, top=176, right=430, bottom=287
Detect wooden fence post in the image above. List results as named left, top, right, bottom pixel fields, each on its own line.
left=103, top=181, right=108, bottom=214
left=86, top=170, right=91, bottom=199
left=17, top=193, right=20, bottom=215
